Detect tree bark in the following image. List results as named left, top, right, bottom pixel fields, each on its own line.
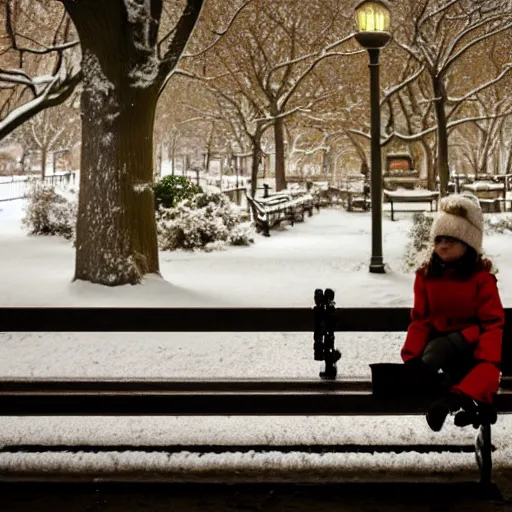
left=433, top=78, right=450, bottom=196
left=75, top=74, right=159, bottom=284
left=322, top=148, right=331, bottom=177
left=65, top=1, right=160, bottom=285
left=274, top=116, right=286, bottom=191
left=505, top=141, right=512, bottom=175
left=158, top=143, right=163, bottom=178
left=346, top=132, right=369, bottom=179
left=420, top=140, right=435, bottom=190
left=41, top=146, right=47, bottom=180
left=250, top=127, right=263, bottom=198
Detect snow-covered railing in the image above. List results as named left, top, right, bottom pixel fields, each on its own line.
left=0, top=172, right=77, bottom=202
left=0, top=179, right=30, bottom=202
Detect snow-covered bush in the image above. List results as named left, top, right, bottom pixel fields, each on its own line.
left=153, top=175, right=202, bottom=209
left=485, top=214, right=512, bottom=234
left=22, top=181, right=78, bottom=240
left=402, top=212, right=434, bottom=271
left=156, top=192, right=254, bottom=251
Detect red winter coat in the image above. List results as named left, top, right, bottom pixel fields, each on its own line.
left=401, top=269, right=505, bottom=403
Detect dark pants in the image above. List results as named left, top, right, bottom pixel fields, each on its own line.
left=421, top=332, right=476, bottom=386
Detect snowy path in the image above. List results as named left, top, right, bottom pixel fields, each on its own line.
left=1, top=200, right=511, bottom=307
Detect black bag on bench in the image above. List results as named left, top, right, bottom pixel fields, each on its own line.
left=370, top=362, right=447, bottom=399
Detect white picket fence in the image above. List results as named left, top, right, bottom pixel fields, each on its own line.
left=0, top=173, right=77, bottom=202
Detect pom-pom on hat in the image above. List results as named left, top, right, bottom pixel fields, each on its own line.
left=431, top=193, right=484, bottom=253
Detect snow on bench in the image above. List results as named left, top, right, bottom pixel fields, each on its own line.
left=246, top=191, right=314, bottom=236
left=383, top=190, right=439, bottom=221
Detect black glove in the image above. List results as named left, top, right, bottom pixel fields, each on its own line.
left=403, top=356, right=423, bottom=367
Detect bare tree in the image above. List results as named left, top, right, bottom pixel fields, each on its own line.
left=393, top=0, right=512, bottom=194
left=59, top=0, right=251, bottom=286
left=0, top=1, right=81, bottom=140
left=185, top=0, right=359, bottom=192
left=20, top=98, right=80, bottom=178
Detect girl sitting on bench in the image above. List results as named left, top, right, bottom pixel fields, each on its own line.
left=401, top=193, right=505, bottom=431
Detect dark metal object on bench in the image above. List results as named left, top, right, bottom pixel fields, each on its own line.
left=383, top=190, right=440, bottom=221
left=313, top=289, right=341, bottom=379
left=0, top=306, right=511, bottom=485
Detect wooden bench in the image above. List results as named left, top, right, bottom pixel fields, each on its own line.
left=312, top=186, right=345, bottom=209
left=384, top=190, right=439, bottom=221
left=496, top=197, right=512, bottom=212
left=245, top=191, right=313, bottom=236
left=334, top=189, right=370, bottom=212
left=346, top=189, right=371, bottom=212
left=478, top=198, right=501, bottom=214
left=0, top=306, right=511, bottom=484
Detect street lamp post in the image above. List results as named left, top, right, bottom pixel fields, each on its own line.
left=354, top=0, right=391, bottom=274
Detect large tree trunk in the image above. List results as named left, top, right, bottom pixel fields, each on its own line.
left=204, top=150, right=211, bottom=174
left=274, top=116, right=286, bottom=191
left=322, top=148, right=331, bottom=177
left=157, top=143, right=163, bottom=179
left=40, top=146, right=47, bottom=180
left=346, top=132, right=369, bottom=179
left=250, top=128, right=263, bottom=198
left=66, top=2, right=160, bottom=285
left=433, top=78, right=450, bottom=196
left=420, top=140, right=435, bottom=190
left=505, top=141, right=512, bottom=175
left=75, top=70, right=159, bottom=285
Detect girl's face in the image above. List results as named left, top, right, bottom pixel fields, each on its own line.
left=434, top=236, right=467, bottom=262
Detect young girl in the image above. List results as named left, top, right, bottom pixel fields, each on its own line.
left=401, top=193, right=505, bottom=432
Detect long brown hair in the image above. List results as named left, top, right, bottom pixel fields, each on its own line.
left=419, top=246, right=494, bottom=279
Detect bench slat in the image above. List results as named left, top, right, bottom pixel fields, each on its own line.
left=1, top=389, right=511, bottom=416
left=1, top=307, right=510, bottom=332
left=1, top=376, right=509, bottom=392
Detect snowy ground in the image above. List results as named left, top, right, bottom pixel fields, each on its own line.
left=1, top=199, right=512, bottom=482
left=1, top=199, right=511, bottom=308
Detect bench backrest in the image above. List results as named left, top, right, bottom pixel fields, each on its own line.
left=1, top=308, right=511, bottom=375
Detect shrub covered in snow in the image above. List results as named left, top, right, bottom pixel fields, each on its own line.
left=402, top=212, right=434, bottom=271
left=153, top=175, right=202, bottom=209
left=484, top=214, right=512, bottom=234
left=156, top=192, right=254, bottom=251
left=22, top=181, right=78, bottom=240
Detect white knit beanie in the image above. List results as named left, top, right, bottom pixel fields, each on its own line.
left=431, top=193, right=484, bottom=253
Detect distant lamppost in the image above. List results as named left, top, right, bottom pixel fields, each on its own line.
left=354, top=0, right=391, bottom=274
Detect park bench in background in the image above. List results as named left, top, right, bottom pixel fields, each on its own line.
left=383, top=190, right=439, bottom=221
left=311, top=185, right=345, bottom=209
left=0, top=305, right=511, bottom=484
left=245, top=190, right=313, bottom=236
left=345, top=184, right=371, bottom=212
left=462, top=181, right=510, bottom=213
left=337, top=175, right=371, bottom=212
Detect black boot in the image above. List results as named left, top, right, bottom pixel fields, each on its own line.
left=426, top=392, right=470, bottom=432
left=454, top=402, right=497, bottom=428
